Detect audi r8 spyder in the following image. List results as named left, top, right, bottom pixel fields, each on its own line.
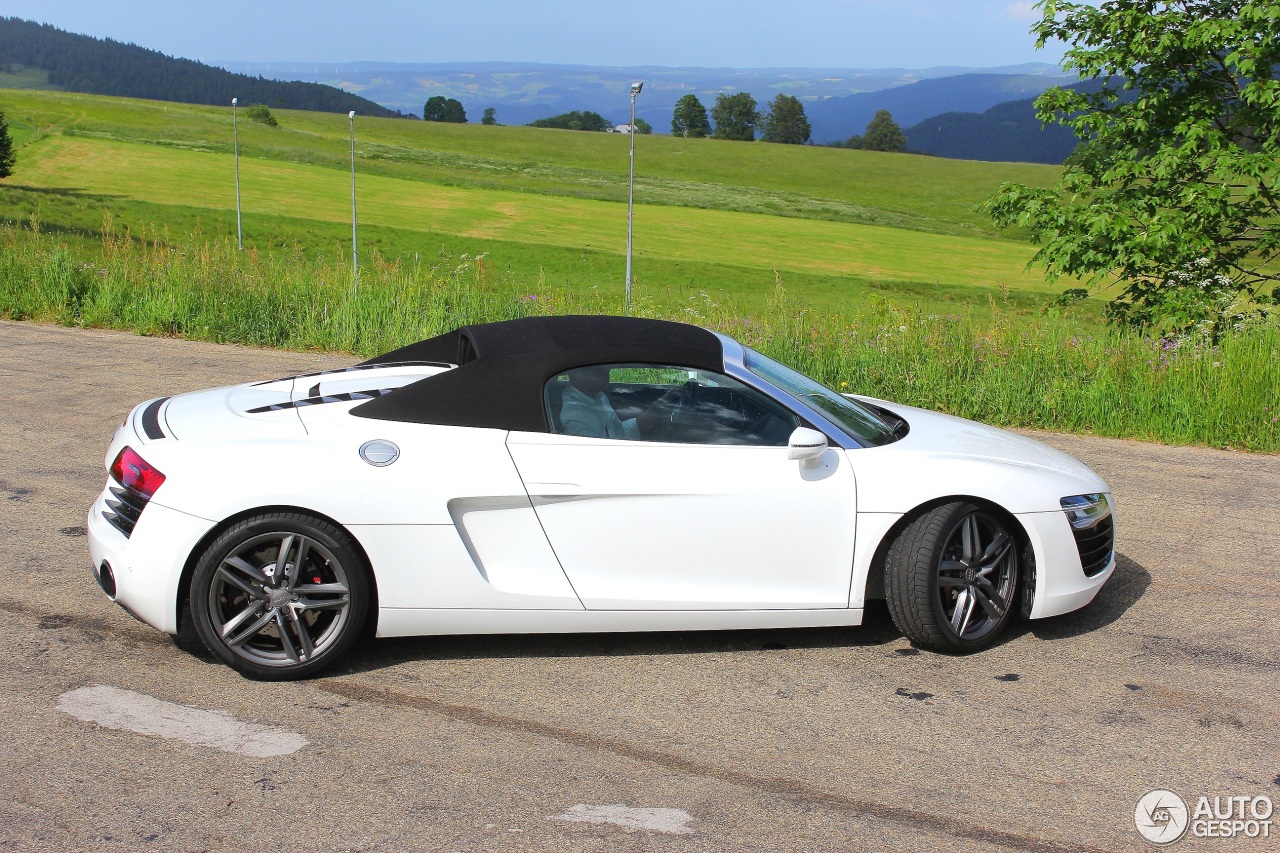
left=88, top=315, right=1115, bottom=679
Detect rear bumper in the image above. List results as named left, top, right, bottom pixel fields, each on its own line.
left=87, top=486, right=216, bottom=634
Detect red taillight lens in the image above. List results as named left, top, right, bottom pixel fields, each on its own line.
left=109, top=446, right=166, bottom=499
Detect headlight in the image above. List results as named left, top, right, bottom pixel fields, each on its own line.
left=1060, top=493, right=1111, bottom=530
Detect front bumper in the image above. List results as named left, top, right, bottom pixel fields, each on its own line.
left=1019, top=507, right=1116, bottom=619
left=87, top=485, right=215, bottom=634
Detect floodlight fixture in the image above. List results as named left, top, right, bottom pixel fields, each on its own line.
left=630, top=82, right=643, bottom=95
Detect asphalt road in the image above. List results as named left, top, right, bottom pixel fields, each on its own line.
left=0, top=319, right=1276, bottom=852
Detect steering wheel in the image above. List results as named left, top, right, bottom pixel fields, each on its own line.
left=638, top=382, right=694, bottom=439
left=728, top=393, right=752, bottom=427
left=667, top=386, right=688, bottom=422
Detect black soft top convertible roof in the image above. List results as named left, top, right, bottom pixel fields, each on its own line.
left=351, top=315, right=724, bottom=431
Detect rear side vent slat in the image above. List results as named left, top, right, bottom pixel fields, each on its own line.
left=103, top=485, right=148, bottom=538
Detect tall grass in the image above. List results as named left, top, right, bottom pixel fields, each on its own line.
left=2, top=221, right=1277, bottom=451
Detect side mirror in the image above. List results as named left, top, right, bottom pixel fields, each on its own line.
left=787, top=427, right=828, bottom=469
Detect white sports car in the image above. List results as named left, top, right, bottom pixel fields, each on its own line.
left=89, top=316, right=1115, bottom=679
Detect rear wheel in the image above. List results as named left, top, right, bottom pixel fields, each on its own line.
left=884, top=502, right=1019, bottom=653
left=189, top=512, right=369, bottom=680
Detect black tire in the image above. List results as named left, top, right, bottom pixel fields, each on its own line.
left=884, top=502, right=1019, bottom=653
left=189, top=512, right=370, bottom=680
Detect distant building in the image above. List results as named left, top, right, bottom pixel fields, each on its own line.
left=614, top=124, right=634, bottom=134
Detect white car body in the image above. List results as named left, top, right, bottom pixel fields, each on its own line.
left=87, top=316, right=1114, bottom=675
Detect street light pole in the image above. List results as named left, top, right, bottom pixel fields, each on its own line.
left=232, top=98, right=242, bottom=250
left=349, top=110, right=358, bottom=278
left=625, top=81, right=643, bottom=313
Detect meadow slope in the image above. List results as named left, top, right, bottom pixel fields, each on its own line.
left=0, top=89, right=1074, bottom=312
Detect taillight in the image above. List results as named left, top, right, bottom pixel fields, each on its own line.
left=109, top=446, right=166, bottom=499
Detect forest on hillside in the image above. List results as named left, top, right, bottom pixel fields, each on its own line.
left=0, top=17, right=409, bottom=118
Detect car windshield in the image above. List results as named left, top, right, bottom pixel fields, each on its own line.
left=742, top=347, right=897, bottom=446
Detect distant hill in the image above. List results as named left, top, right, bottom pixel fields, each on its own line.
left=805, top=73, right=1074, bottom=144
left=904, top=97, right=1077, bottom=164
left=0, top=18, right=407, bottom=117
left=216, top=59, right=1071, bottom=134
left=903, top=81, right=1115, bottom=164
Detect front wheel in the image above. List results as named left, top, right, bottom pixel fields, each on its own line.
left=884, top=502, right=1019, bottom=653
left=189, top=512, right=370, bottom=679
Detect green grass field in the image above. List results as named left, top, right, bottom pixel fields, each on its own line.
left=0, top=89, right=1085, bottom=316
left=1, top=222, right=1274, bottom=450
left=0, top=65, right=56, bottom=93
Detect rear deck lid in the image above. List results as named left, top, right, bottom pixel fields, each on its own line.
left=153, top=362, right=451, bottom=440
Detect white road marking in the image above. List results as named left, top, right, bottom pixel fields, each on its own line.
left=549, top=804, right=694, bottom=835
left=56, top=685, right=309, bottom=757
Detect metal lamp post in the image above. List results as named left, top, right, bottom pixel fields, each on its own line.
left=348, top=110, right=358, bottom=278
left=625, top=81, right=643, bottom=313
left=232, top=98, right=242, bottom=250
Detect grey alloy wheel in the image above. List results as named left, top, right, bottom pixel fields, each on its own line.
left=884, top=502, right=1019, bottom=653
left=190, top=513, right=369, bottom=679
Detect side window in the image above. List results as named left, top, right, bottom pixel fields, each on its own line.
left=544, top=364, right=799, bottom=446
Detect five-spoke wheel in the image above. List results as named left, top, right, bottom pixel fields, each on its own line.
left=189, top=513, right=370, bottom=679
left=884, top=502, right=1019, bottom=653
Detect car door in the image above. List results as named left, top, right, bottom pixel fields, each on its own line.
left=505, top=365, right=858, bottom=611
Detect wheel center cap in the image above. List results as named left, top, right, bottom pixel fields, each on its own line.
left=964, top=567, right=977, bottom=583
left=268, top=588, right=292, bottom=608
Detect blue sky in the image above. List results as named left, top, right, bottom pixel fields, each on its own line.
left=5, top=1, right=1059, bottom=69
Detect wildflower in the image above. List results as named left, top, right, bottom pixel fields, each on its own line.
left=898, top=325, right=907, bottom=333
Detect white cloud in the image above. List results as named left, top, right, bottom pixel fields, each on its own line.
left=1004, top=1, right=1039, bottom=20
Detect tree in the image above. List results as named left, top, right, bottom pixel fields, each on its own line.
left=242, top=104, right=278, bottom=127
left=0, top=109, right=14, bottom=179
left=760, top=94, right=811, bottom=144
left=710, top=92, right=758, bottom=141
left=481, top=107, right=498, bottom=126
left=671, top=94, right=710, bottom=138
left=423, top=96, right=467, bottom=123
left=633, top=117, right=653, bottom=135
left=860, top=109, right=905, bottom=152
left=528, top=110, right=611, bottom=132
left=985, top=0, right=1280, bottom=336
